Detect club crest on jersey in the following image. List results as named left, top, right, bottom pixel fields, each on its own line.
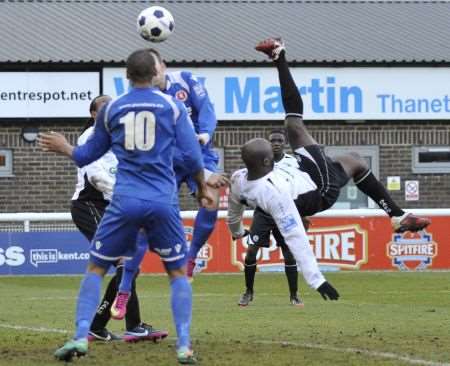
left=175, top=90, right=188, bottom=102
left=95, top=241, right=103, bottom=250
left=184, top=226, right=212, bottom=273
left=387, top=230, right=437, bottom=271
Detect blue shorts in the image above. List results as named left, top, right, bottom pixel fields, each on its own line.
left=176, top=149, right=218, bottom=194
left=89, top=195, right=187, bottom=270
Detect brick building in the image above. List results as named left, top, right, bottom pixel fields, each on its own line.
left=0, top=0, right=449, bottom=212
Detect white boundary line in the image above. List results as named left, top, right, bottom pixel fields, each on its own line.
left=254, top=340, right=450, bottom=366
left=0, top=323, right=68, bottom=334
left=0, top=323, right=448, bottom=366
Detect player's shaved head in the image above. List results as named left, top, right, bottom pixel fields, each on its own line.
left=126, top=49, right=157, bottom=84
left=241, top=138, right=274, bottom=178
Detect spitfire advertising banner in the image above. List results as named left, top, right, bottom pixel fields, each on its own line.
left=140, top=216, right=450, bottom=274
left=0, top=215, right=448, bottom=275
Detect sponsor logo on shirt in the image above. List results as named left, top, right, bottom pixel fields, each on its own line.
left=280, top=214, right=298, bottom=232
left=153, top=247, right=173, bottom=256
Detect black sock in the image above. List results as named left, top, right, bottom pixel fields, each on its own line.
left=275, top=51, right=303, bottom=115
left=244, top=262, right=257, bottom=293
left=284, top=264, right=298, bottom=297
left=90, top=268, right=122, bottom=332
left=354, top=170, right=404, bottom=217
left=125, top=272, right=142, bottom=330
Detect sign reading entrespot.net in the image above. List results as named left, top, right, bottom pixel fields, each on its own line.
left=0, top=72, right=100, bottom=118
left=103, top=67, right=450, bottom=120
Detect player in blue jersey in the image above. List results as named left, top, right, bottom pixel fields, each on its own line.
left=150, top=49, right=220, bottom=280
left=111, top=49, right=228, bottom=320
left=39, top=49, right=215, bottom=365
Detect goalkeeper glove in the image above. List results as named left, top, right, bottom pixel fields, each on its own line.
left=317, top=281, right=340, bottom=301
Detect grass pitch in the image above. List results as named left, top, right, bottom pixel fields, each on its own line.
left=0, top=272, right=449, bottom=366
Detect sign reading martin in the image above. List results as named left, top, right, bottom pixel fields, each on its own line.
left=0, top=72, right=100, bottom=118
left=103, top=67, right=450, bottom=121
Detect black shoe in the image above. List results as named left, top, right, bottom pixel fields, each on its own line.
left=290, top=294, right=304, bottom=307
left=87, top=328, right=122, bottom=342
left=238, top=291, right=253, bottom=306
left=124, top=323, right=169, bottom=343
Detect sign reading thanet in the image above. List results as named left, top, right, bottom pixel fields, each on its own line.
left=103, top=67, right=450, bottom=121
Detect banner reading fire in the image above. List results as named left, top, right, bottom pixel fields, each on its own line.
left=232, top=225, right=368, bottom=270
left=137, top=215, right=448, bottom=274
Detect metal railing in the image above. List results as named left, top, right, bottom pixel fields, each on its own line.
left=0, top=209, right=448, bottom=232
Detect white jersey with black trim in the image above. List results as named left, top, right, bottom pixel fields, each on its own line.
left=274, top=153, right=298, bottom=170
left=227, top=167, right=325, bottom=289
left=72, top=126, right=117, bottom=202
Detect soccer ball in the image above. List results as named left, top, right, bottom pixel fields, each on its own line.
left=137, top=6, right=175, bottom=43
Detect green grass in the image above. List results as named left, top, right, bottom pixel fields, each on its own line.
left=0, top=272, right=449, bottom=365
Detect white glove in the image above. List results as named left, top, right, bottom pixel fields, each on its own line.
left=197, top=133, right=210, bottom=145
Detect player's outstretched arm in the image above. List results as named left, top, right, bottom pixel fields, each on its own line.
left=184, top=72, right=217, bottom=145
left=38, top=131, right=75, bottom=158
left=262, top=188, right=339, bottom=300
left=207, top=173, right=230, bottom=189
left=174, top=102, right=204, bottom=174
left=193, top=170, right=216, bottom=210
left=226, top=172, right=247, bottom=239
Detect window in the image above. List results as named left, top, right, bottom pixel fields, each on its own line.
left=412, top=146, right=450, bottom=174
left=324, top=145, right=379, bottom=209
left=0, top=149, right=13, bottom=177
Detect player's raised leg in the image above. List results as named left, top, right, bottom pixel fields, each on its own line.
left=256, top=38, right=316, bottom=150
left=187, top=207, right=218, bottom=278
left=257, top=38, right=430, bottom=233
left=112, top=231, right=169, bottom=342
left=333, top=152, right=430, bottom=232
left=186, top=169, right=220, bottom=280
left=110, top=234, right=147, bottom=321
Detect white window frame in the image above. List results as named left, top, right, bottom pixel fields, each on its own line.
left=324, top=145, right=380, bottom=209
left=0, top=149, right=13, bottom=177
left=412, top=146, right=450, bottom=174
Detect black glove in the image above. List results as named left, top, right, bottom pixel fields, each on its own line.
left=317, top=281, right=340, bottom=301
left=232, top=229, right=250, bottom=241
